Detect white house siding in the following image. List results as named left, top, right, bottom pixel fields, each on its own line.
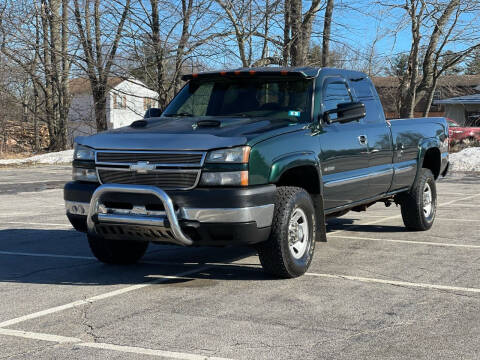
left=68, top=78, right=158, bottom=143
left=108, top=79, right=158, bottom=129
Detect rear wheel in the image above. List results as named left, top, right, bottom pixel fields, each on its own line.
left=88, top=235, right=149, bottom=264
left=257, top=186, right=316, bottom=278
left=398, top=168, right=437, bottom=231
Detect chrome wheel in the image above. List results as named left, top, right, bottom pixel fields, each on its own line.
left=288, top=208, right=309, bottom=259
left=423, top=183, right=434, bottom=219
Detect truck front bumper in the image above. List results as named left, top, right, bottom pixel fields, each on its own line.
left=64, top=182, right=275, bottom=246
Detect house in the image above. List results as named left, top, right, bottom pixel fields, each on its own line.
left=372, top=75, right=480, bottom=119
left=434, top=94, right=480, bottom=126
left=68, top=77, right=158, bottom=142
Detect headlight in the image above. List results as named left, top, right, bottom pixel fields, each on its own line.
left=200, top=171, right=248, bottom=186
left=206, top=146, right=250, bottom=163
left=73, top=144, right=95, bottom=161
left=72, top=167, right=98, bottom=182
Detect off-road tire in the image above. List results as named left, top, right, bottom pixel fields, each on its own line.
left=88, top=235, right=149, bottom=264
left=257, top=186, right=316, bottom=278
left=399, top=168, right=437, bottom=231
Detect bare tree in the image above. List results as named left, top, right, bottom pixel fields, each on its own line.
left=73, top=0, right=131, bottom=131
left=0, top=0, right=71, bottom=151
left=381, top=0, right=480, bottom=118
left=321, top=0, right=334, bottom=66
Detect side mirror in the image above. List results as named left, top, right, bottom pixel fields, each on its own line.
left=323, top=102, right=366, bottom=124
left=144, top=107, right=163, bottom=118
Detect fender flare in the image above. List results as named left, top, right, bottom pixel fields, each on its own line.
left=268, top=151, right=327, bottom=242
left=415, top=138, right=442, bottom=181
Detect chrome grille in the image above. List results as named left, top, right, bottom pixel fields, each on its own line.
left=97, top=169, right=199, bottom=190
left=96, top=151, right=204, bottom=166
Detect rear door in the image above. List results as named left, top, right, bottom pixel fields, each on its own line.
left=349, top=77, right=394, bottom=197
left=317, top=76, right=370, bottom=210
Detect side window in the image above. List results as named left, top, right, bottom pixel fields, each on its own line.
left=323, top=81, right=352, bottom=120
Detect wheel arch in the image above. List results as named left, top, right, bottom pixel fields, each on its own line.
left=417, top=139, right=442, bottom=180
left=269, top=152, right=323, bottom=195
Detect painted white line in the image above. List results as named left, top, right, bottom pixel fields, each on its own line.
left=438, top=204, right=480, bottom=208
left=0, top=251, right=94, bottom=260
left=439, top=193, right=480, bottom=206
left=329, top=235, right=480, bottom=249
left=0, top=221, right=70, bottom=227
left=305, top=272, right=480, bottom=294
left=0, top=328, right=80, bottom=344
left=0, top=264, right=215, bottom=328
left=78, top=342, right=233, bottom=360
left=344, top=215, right=480, bottom=222
left=0, top=329, right=234, bottom=359
left=0, top=179, right=67, bottom=185
left=330, top=192, right=480, bottom=235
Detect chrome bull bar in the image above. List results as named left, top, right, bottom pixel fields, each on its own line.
left=86, top=184, right=193, bottom=246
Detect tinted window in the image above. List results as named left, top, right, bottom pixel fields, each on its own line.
left=349, top=77, right=376, bottom=99
left=323, top=82, right=352, bottom=116
left=164, top=78, right=313, bottom=122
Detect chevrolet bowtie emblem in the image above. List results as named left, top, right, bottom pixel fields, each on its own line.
left=130, top=161, right=156, bottom=173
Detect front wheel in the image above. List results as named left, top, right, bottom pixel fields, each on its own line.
left=398, top=168, right=437, bottom=231
left=88, top=235, right=149, bottom=264
left=257, top=187, right=316, bottom=278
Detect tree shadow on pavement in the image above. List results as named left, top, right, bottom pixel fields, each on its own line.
left=0, top=229, right=271, bottom=286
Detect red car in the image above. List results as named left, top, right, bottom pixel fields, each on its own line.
left=447, top=118, right=480, bottom=144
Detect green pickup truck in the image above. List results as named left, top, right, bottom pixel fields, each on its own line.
left=64, top=67, right=449, bottom=278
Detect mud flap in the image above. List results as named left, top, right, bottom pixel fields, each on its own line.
left=313, top=193, right=327, bottom=242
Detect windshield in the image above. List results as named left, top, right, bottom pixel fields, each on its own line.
left=163, top=77, right=313, bottom=122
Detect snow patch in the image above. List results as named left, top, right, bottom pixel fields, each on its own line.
left=0, top=150, right=73, bottom=165
left=449, top=147, right=480, bottom=172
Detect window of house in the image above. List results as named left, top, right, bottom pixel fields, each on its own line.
left=144, top=97, right=157, bottom=111
left=113, top=94, right=127, bottom=109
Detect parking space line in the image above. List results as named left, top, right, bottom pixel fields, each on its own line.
left=328, top=235, right=480, bottom=249
left=305, top=273, right=480, bottom=294
left=330, top=193, right=480, bottom=235
left=0, top=251, right=94, bottom=260
left=0, top=328, right=80, bottom=344
left=77, top=342, right=233, bottom=360
left=0, top=263, right=219, bottom=328
left=0, top=222, right=70, bottom=227
left=342, top=215, right=480, bottom=222
left=0, top=328, right=234, bottom=359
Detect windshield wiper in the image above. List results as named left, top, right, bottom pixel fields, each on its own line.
left=164, top=112, right=194, bottom=117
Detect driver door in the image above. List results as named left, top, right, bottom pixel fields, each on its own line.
left=316, top=77, right=370, bottom=210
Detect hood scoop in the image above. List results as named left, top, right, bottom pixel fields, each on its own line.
left=195, top=119, right=221, bottom=128
left=130, top=120, right=148, bottom=128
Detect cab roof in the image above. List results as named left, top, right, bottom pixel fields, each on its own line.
left=182, top=67, right=322, bottom=81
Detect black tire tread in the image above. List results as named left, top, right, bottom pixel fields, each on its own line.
left=88, top=235, right=149, bottom=264
left=257, top=186, right=316, bottom=278
left=399, top=168, right=436, bottom=231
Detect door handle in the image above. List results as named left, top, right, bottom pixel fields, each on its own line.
left=358, top=135, right=368, bottom=145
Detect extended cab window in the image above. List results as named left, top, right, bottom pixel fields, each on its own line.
left=164, top=77, right=313, bottom=122
left=323, top=82, right=352, bottom=121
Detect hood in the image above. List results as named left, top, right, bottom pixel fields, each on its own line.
left=77, top=116, right=305, bottom=151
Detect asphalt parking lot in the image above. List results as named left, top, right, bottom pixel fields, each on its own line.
left=0, top=166, right=479, bottom=359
